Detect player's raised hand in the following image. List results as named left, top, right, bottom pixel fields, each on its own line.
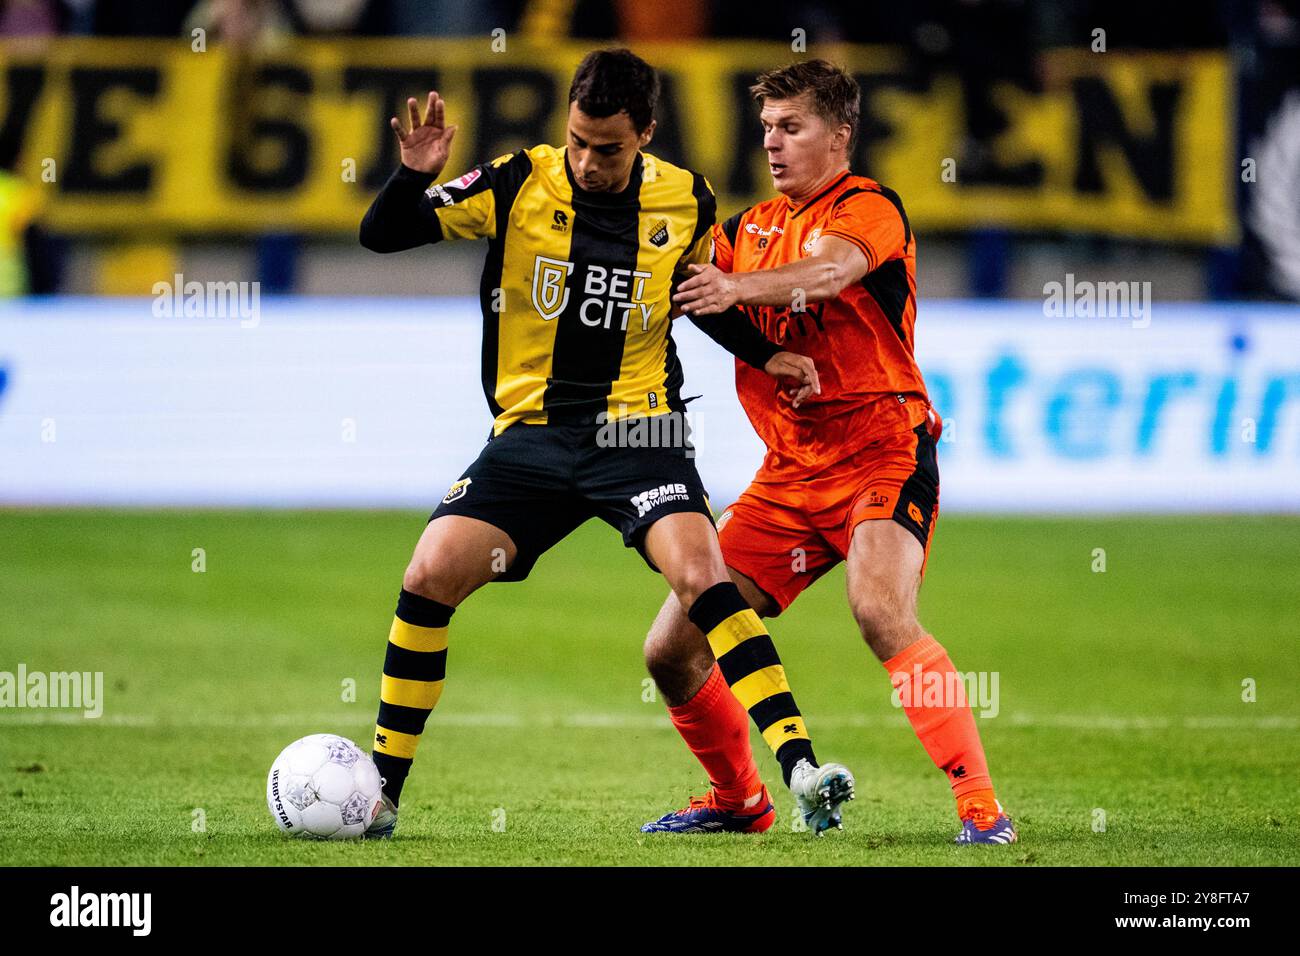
left=764, top=351, right=821, bottom=408
left=673, top=263, right=740, bottom=315
left=391, top=91, right=457, bottom=178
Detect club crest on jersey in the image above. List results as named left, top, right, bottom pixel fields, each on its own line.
left=442, top=477, right=472, bottom=504
left=647, top=218, right=669, bottom=247
left=532, top=256, right=575, bottom=320
left=802, top=227, right=822, bottom=254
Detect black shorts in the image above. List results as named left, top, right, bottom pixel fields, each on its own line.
left=430, top=421, right=713, bottom=581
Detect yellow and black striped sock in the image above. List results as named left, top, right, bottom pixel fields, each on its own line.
left=372, top=588, right=452, bottom=806
left=688, top=581, right=816, bottom=786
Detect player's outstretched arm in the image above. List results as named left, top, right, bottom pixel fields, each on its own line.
left=359, top=91, right=459, bottom=253
left=763, top=350, right=821, bottom=408
left=673, top=235, right=870, bottom=314
left=686, top=307, right=820, bottom=408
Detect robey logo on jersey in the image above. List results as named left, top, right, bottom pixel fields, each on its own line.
left=531, top=255, right=655, bottom=331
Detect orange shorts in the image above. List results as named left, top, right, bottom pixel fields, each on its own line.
left=717, top=422, right=940, bottom=613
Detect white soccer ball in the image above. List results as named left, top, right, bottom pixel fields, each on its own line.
left=266, top=733, right=384, bottom=840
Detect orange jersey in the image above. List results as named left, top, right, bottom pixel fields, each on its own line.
left=714, top=172, right=929, bottom=481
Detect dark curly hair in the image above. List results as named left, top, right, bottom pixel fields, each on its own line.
left=569, top=48, right=659, bottom=133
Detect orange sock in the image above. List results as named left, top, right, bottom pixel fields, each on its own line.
left=667, top=664, right=764, bottom=810
left=884, top=634, right=995, bottom=815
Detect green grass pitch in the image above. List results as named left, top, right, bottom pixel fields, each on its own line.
left=1, top=509, right=1297, bottom=866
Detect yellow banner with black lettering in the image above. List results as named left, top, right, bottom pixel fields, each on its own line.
left=0, top=39, right=1233, bottom=242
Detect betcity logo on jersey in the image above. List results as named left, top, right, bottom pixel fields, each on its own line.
left=531, top=256, right=655, bottom=331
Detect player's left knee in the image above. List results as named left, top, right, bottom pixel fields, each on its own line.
left=670, top=568, right=731, bottom=611
left=850, top=591, right=921, bottom=657
left=644, top=621, right=679, bottom=672
left=644, top=624, right=712, bottom=705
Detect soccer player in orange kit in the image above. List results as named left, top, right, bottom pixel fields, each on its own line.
left=640, top=60, right=1015, bottom=844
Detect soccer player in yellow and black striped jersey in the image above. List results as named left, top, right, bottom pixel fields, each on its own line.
left=356, top=49, right=853, bottom=838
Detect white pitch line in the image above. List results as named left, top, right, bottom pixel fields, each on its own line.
left=0, top=712, right=1296, bottom=731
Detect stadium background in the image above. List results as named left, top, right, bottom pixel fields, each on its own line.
left=0, top=0, right=1297, bottom=867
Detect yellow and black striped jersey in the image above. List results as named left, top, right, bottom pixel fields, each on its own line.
left=414, top=145, right=715, bottom=435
